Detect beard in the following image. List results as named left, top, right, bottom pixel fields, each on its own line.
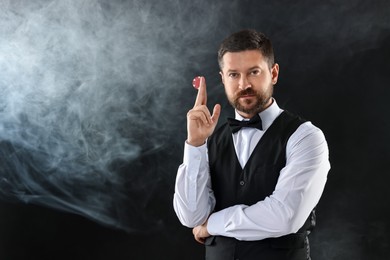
left=228, top=86, right=273, bottom=115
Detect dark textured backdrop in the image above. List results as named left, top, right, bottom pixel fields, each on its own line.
left=1, top=0, right=389, bottom=259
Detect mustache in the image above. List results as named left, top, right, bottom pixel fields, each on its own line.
left=236, top=88, right=257, bottom=97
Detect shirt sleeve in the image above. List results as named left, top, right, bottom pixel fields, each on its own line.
left=173, top=142, right=216, bottom=228
left=207, top=122, right=331, bottom=241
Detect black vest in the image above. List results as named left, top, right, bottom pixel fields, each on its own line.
left=205, top=111, right=314, bottom=260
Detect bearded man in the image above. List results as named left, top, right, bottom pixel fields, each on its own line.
left=174, top=29, right=330, bottom=260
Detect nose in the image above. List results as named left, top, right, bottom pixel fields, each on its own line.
left=239, top=75, right=251, bottom=90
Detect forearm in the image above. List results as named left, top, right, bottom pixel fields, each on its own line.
left=207, top=200, right=296, bottom=241
left=173, top=142, right=215, bottom=227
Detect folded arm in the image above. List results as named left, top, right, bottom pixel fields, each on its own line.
left=207, top=123, right=330, bottom=240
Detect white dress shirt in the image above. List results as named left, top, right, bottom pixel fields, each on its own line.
left=173, top=99, right=330, bottom=241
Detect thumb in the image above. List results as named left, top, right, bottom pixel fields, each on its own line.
left=211, top=104, right=221, bottom=124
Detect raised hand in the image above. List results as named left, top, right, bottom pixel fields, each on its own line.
left=186, top=77, right=221, bottom=147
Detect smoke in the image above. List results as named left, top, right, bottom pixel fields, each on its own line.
left=0, top=0, right=234, bottom=231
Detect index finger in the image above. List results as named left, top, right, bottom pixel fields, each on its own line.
left=194, top=76, right=207, bottom=106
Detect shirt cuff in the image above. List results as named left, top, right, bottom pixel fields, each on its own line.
left=207, top=210, right=226, bottom=236
left=183, top=141, right=207, bottom=166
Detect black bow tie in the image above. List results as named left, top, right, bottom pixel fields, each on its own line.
left=227, top=114, right=263, bottom=133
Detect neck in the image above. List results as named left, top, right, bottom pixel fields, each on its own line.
left=237, top=111, right=257, bottom=119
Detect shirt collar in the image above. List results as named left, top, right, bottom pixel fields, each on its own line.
left=234, top=98, right=283, bottom=131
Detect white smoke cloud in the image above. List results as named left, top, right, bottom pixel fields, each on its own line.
left=0, top=0, right=231, bottom=231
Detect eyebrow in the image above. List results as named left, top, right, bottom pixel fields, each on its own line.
left=226, top=66, right=262, bottom=73
left=247, top=66, right=262, bottom=71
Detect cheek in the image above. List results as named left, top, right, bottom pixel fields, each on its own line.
left=224, top=84, right=237, bottom=96
left=253, top=75, right=266, bottom=83
left=225, top=78, right=239, bottom=89
left=261, top=74, right=273, bottom=84
left=252, top=77, right=271, bottom=90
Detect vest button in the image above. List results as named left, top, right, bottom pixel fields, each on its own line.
left=239, top=180, right=245, bottom=186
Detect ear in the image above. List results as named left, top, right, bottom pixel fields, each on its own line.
left=219, top=71, right=225, bottom=85
left=271, top=63, right=279, bottom=85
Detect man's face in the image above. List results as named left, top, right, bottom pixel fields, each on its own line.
left=220, top=50, right=279, bottom=118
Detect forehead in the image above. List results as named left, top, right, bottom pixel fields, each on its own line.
left=221, top=50, right=268, bottom=71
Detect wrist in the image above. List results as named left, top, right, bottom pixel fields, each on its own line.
left=186, top=139, right=206, bottom=147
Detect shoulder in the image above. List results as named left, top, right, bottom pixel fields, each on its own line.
left=292, top=121, right=326, bottom=142
left=287, top=121, right=329, bottom=156
left=279, top=108, right=328, bottom=152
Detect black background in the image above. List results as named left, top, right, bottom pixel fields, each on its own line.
left=1, top=0, right=390, bottom=259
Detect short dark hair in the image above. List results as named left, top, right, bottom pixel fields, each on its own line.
left=218, top=29, right=275, bottom=69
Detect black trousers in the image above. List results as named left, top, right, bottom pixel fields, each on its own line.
left=204, top=234, right=310, bottom=260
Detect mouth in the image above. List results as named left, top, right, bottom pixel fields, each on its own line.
left=238, top=94, right=255, bottom=99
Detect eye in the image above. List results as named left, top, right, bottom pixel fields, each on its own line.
left=250, top=69, right=261, bottom=75
left=228, top=72, right=239, bottom=78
